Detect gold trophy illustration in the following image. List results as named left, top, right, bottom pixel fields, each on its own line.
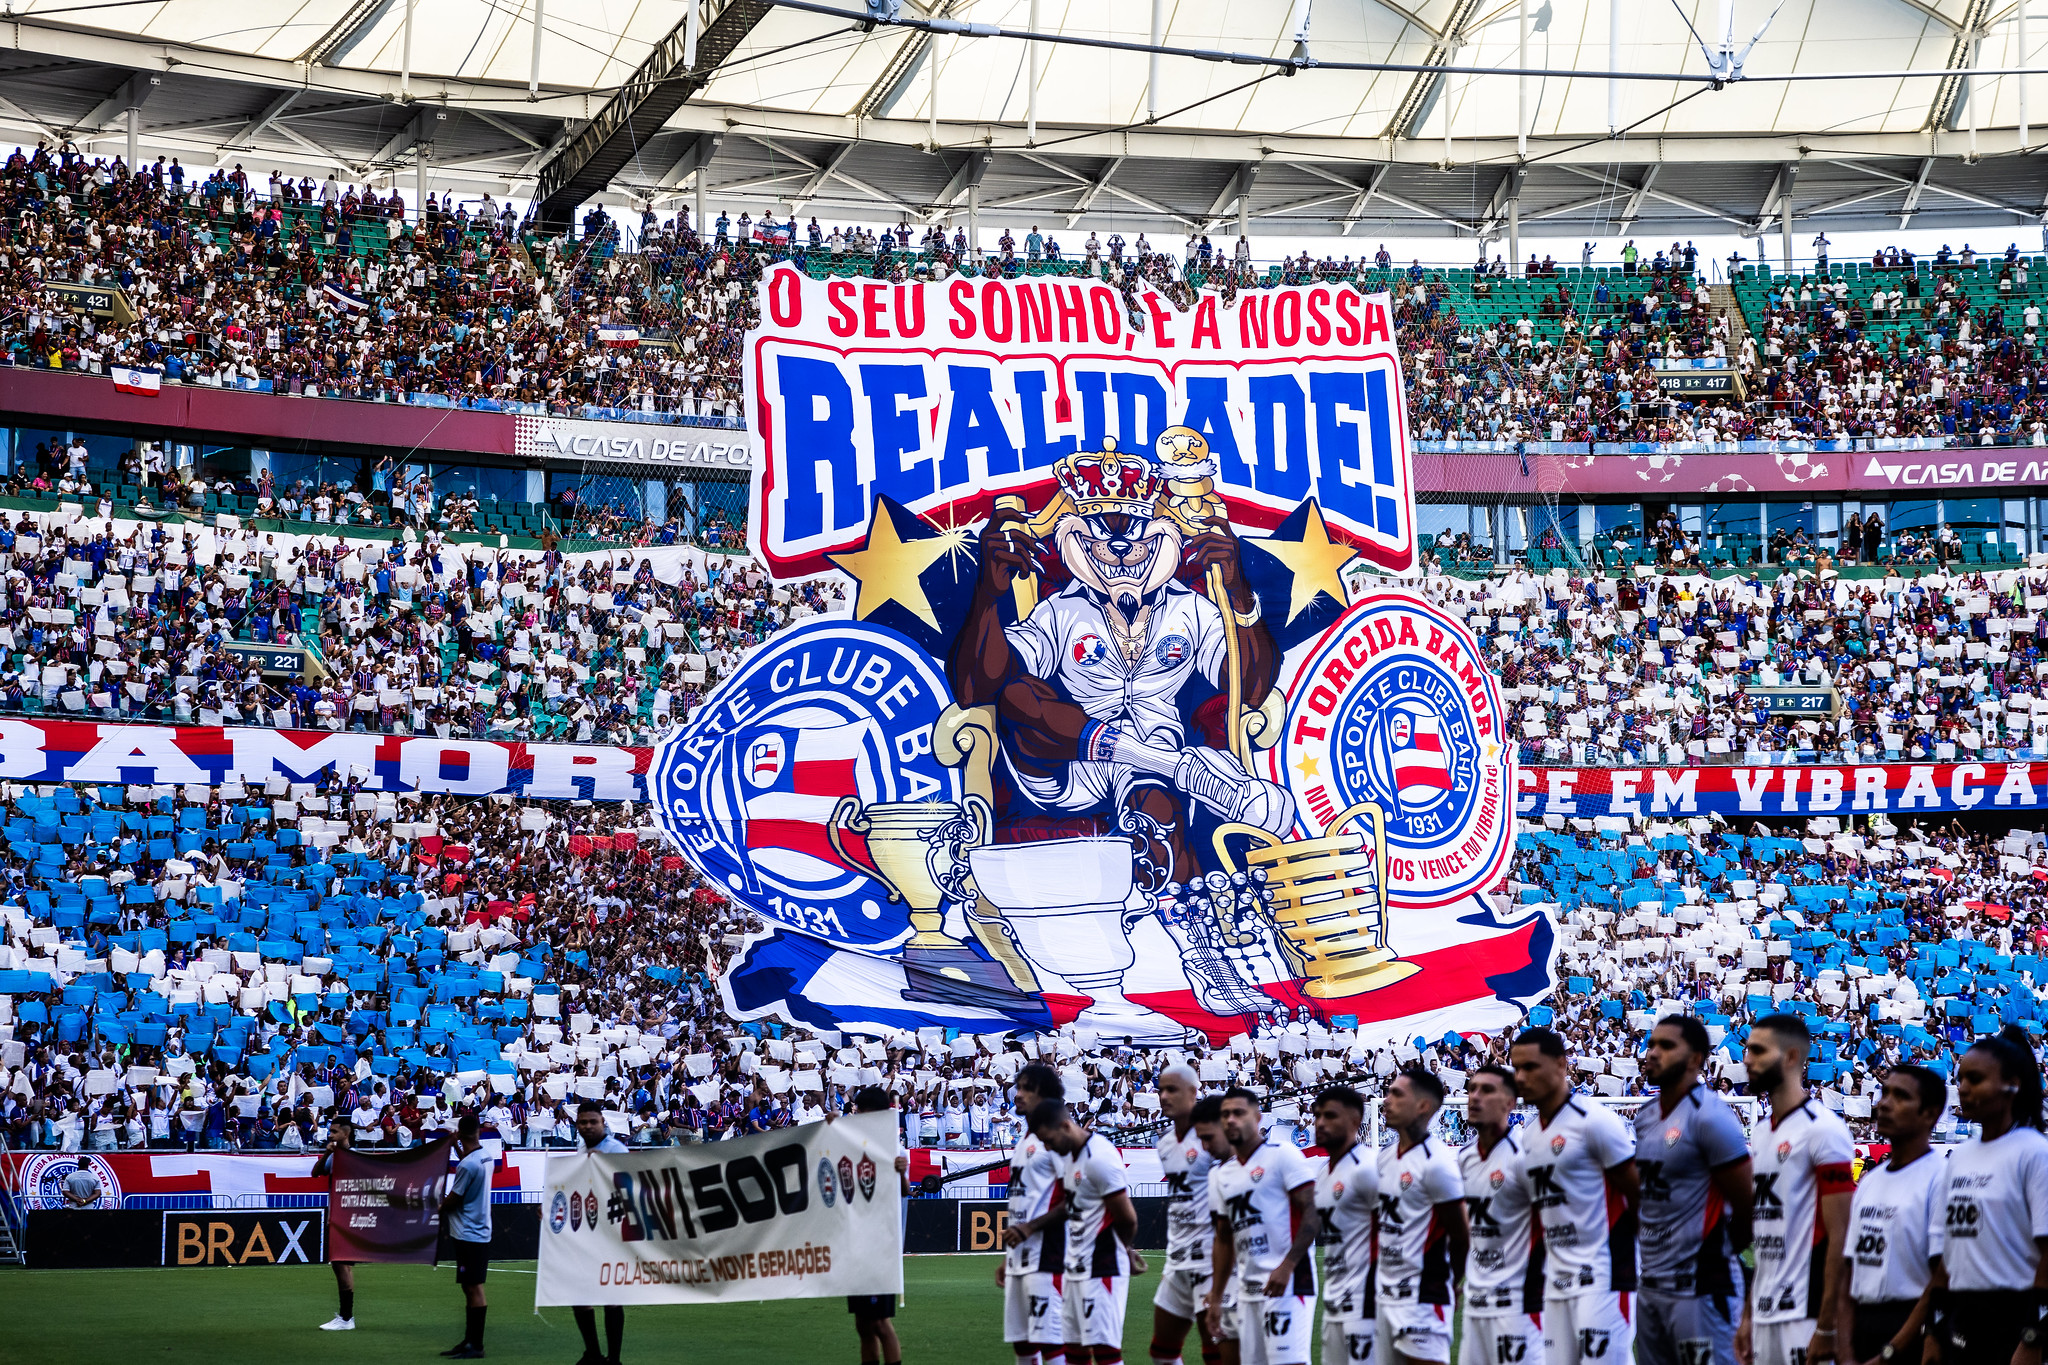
left=825, top=793, right=1035, bottom=1003
left=1214, top=799, right=1420, bottom=998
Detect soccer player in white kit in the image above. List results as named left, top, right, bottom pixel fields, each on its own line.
left=1311, top=1085, right=1377, bottom=1365
left=1376, top=1068, right=1469, bottom=1365
left=1735, top=1014, right=1854, bottom=1365
left=1029, top=1099, right=1148, bottom=1365
left=1509, top=1027, right=1642, bottom=1365
left=1203, top=1088, right=1320, bottom=1365
left=1459, top=1065, right=1542, bottom=1365
left=1923, top=1029, right=2048, bottom=1364
left=1835, top=1065, right=1945, bottom=1365
left=1190, top=1099, right=1242, bottom=1365
left=1151, top=1066, right=1222, bottom=1365
left=1633, top=1015, right=1754, bottom=1365
left=999, top=1064, right=1072, bottom=1365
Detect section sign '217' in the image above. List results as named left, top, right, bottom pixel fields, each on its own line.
left=645, top=265, right=1551, bottom=1046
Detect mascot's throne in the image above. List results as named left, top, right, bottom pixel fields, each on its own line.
left=915, top=432, right=1295, bottom=1037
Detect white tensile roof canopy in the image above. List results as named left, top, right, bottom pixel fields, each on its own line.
left=0, top=0, right=2039, bottom=237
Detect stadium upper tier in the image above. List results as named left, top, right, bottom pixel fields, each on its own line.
left=12, top=145, right=2048, bottom=478
left=0, top=1, right=2039, bottom=237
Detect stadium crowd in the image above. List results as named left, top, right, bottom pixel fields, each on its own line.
left=0, top=551, right=2044, bottom=1159
left=0, top=490, right=2034, bottom=771
left=9, top=138, right=2048, bottom=1170
left=0, top=143, right=741, bottom=421
left=0, top=508, right=838, bottom=748
left=13, top=139, right=2048, bottom=450
left=1427, top=562, right=2048, bottom=767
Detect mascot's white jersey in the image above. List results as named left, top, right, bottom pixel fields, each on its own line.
left=1004, top=580, right=1229, bottom=749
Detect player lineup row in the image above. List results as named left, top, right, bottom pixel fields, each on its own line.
left=988, top=1014, right=2048, bottom=1365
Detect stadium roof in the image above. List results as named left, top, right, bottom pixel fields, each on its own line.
left=0, top=0, right=2044, bottom=237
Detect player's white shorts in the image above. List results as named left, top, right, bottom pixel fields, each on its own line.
left=1002, top=1269, right=1061, bottom=1344
left=1543, top=1292, right=1635, bottom=1365
left=1459, top=1312, right=1543, bottom=1365
left=1153, top=1266, right=1212, bottom=1321
left=1321, top=1312, right=1374, bottom=1364
left=1215, top=1279, right=1241, bottom=1341
left=1375, top=1300, right=1454, bottom=1364
left=1060, top=1274, right=1129, bottom=1349
left=1237, top=1291, right=1314, bottom=1365
left=1752, top=1317, right=1817, bottom=1365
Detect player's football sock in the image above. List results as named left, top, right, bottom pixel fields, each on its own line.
left=1012, top=1352, right=1041, bottom=1365
left=1149, top=1349, right=1183, bottom=1365
left=602, top=1305, right=623, bottom=1362
left=338, top=1288, right=353, bottom=1320
left=1095, top=1351, right=1123, bottom=1365
left=467, top=1305, right=487, bottom=1348
left=1199, top=1348, right=1222, bottom=1365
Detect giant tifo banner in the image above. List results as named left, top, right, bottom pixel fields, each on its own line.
left=1520, top=763, right=2048, bottom=819
left=644, top=270, right=1550, bottom=1045
left=0, top=720, right=646, bottom=799
left=535, top=1111, right=902, bottom=1306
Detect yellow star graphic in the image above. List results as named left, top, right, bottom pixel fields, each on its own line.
left=1294, top=753, right=1323, bottom=780
left=829, top=502, right=954, bottom=630
left=1257, top=502, right=1358, bottom=625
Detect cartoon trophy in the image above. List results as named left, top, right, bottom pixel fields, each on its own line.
left=966, top=836, right=1176, bottom=1039
left=825, top=793, right=1035, bottom=1000
left=1213, top=800, right=1420, bottom=997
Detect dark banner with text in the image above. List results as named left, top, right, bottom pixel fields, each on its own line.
left=324, top=1137, right=453, bottom=1264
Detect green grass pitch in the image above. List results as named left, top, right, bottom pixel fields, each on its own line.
left=0, top=1254, right=1360, bottom=1363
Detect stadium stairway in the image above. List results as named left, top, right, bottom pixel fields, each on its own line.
left=0, top=1133, right=20, bottom=1264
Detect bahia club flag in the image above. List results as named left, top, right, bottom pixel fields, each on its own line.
left=1387, top=706, right=1453, bottom=809
left=323, top=282, right=369, bottom=312
left=109, top=365, right=161, bottom=396
left=727, top=720, right=879, bottom=881
left=595, top=327, right=640, bottom=347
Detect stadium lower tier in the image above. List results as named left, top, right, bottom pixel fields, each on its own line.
left=0, top=753, right=2034, bottom=1154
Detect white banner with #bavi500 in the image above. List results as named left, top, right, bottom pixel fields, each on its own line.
left=535, top=1110, right=903, bottom=1306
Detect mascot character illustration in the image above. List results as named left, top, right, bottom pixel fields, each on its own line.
left=947, top=429, right=1303, bottom=1030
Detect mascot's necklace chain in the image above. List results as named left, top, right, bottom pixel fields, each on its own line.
left=1106, top=601, right=1150, bottom=670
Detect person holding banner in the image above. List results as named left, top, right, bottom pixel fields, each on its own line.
left=312, top=1119, right=360, bottom=1332
left=436, top=1114, right=493, bottom=1360
left=1029, top=1098, right=1147, bottom=1365
left=846, top=1085, right=914, bottom=1365
left=570, top=1102, right=629, bottom=1365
